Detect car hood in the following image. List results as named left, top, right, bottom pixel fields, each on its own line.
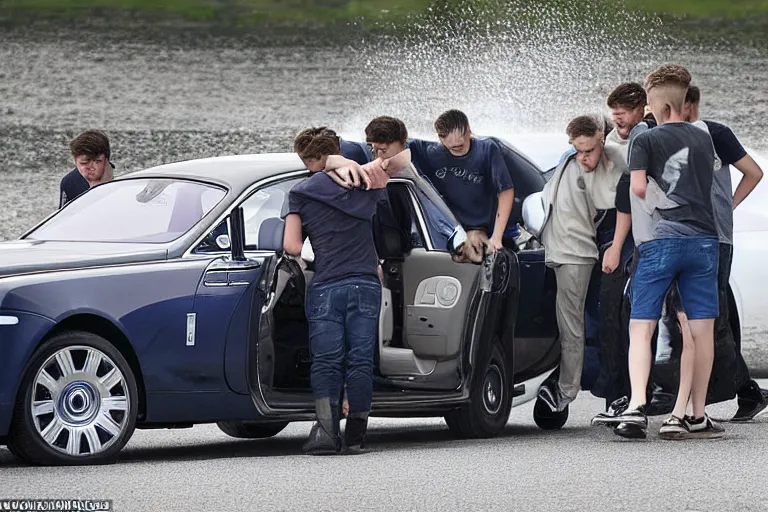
left=0, top=240, right=168, bottom=277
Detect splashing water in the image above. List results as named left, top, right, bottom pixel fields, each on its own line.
left=340, top=0, right=688, bottom=167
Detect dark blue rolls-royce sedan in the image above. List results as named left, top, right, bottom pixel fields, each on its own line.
left=0, top=147, right=563, bottom=465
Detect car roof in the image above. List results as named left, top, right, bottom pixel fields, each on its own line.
left=120, top=153, right=308, bottom=194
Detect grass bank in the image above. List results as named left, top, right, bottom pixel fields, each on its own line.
left=1, top=0, right=768, bottom=26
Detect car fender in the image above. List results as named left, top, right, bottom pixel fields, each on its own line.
left=0, top=311, right=57, bottom=437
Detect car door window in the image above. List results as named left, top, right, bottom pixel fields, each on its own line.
left=242, top=177, right=305, bottom=251
left=194, top=176, right=306, bottom=254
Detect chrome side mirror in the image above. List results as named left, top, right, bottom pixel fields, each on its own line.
left=522, top=191, right=546, bottom=238
left=215, top=234, right=231, bottom=250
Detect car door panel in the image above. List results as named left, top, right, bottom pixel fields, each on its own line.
left=402, top=249, right=480, bottom=360
left=194, top=257, right=267, bottom=396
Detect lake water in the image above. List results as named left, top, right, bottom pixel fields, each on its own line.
left=0, top=11, right=766, bottom=241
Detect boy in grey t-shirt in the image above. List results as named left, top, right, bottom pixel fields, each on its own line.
left=610, top=64, right=723, bottom=440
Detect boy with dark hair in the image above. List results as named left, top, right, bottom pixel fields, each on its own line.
left=59, top=130, right=115, bottom=208
left=294, top=126, right=385, bottom=190
left=407, top=109, right=515, bottom=254
left=605, top=82, right=647, bottom=150
left=536, top=114, right=625, bottom=413
left=591, top=83, right=651, bottom=410
left=365, top=116, right=409, bottom=159
left=285, top=128, right=409, bottom=455
left=610, top=64, right=723, bottom=440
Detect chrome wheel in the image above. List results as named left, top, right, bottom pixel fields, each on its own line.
left=482, top=363, right=503, bottom=416
left=30, top=345, right=130, bottom=457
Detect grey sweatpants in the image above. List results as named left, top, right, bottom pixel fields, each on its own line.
left=553, top=263, right=594, bottom=406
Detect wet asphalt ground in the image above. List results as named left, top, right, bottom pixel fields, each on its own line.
left=1, top=381, right=767, bottom=512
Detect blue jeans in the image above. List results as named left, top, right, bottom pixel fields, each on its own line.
left=306, top=276, right=381, bottom=414
left=631, top=237, right=719, bottom=320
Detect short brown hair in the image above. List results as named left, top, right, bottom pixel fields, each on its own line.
left=685, top=85, right=700, bottom=105
left=293, top=127, right=341, bottom=160
left=644, top=63, right=692, bottom=92
left=434, top=109, right=470, bottom=138
left=70, top=130, right=110, bottom=159
left=644, top=63, right=692, bottom=114
left=566, top=115, right=601, bottom=140
left=607, top=82, right=646, bottom=110
left=365, top=116, right=408, bottom=145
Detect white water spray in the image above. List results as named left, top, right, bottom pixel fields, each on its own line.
left=341, top=0, right=687, bottom=168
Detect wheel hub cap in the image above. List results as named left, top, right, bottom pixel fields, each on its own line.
left=59, top=382, right=99, bottom=425
left=30, top=345, right=130, bottom=458
left=483, top=364, right=503, bottom=415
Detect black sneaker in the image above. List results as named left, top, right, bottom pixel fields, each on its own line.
left=614, top=421, right=647, bottom=439
left=611, top=406, right=648, bottom=439
left=732, top=388, right=768, bottom=422
left=658, top=415, right=689, bottom=440
left=537, top=381, right=560, bottom=413
left=591, top=397, right=632, bottom=427
left=683, top=414, right=725, bottom=439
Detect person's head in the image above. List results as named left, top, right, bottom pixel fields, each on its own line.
left=607, top=82, right=647, bottom=140
left=566, top=115, right=604, bottom=172
left=434, top=109, right=472, bottom=157
left=684, top=84, right=701, bottom=122
left=644, top=63, right=692, bottom=124
left=70, top=130, right=114, bottom=186
left=365, top=116, right=408, bottom=159
left=293, top=126, right=341, bottom=172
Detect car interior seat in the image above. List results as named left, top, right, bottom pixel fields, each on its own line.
left=257, top=217, right=285, bottom=252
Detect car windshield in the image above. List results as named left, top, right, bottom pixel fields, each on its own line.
left=393, top=163, right=464, bottom=250
left=27, top=178, right=226, bottom=243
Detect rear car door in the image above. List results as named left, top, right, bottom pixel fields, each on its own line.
left=375, top=171, right=507, bottom=391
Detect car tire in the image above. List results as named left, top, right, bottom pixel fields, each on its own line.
left=444, top=342, right=512, bottom=439
left=9, top=331, right=139, bottom=466
left=533, top=398, right=569, bottom=430
left=216, top=421, right=289, bottom=439
left=5, top=438, right=23, bottom=460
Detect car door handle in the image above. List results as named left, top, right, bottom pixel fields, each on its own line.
left=204, top=271, right=229, bottom=287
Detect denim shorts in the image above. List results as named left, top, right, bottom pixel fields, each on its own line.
left=630, top=237, right=719, bottom=321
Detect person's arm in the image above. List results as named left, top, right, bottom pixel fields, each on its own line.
left=602, top=171, right=632, bottom=271
left=732, top=154, right=764, bottom=209
left=323, top=155, right=371, bottom=189
left=491, top=189, right=514, bottom=249
left=630, top=170, right=648, bottom=199
left=628, top=132, right=650, bottom=199
left=282, top=213, right=304, bottom=256
left=705, top=122, right=762, bottom=211
left=488, top=143, right=515, bottom=250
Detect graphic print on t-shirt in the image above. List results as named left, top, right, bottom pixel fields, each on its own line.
left=628, top=122, right=718, bottom=240
left=661, top=148, right=687, bottom=198
left=407, top=137, right=513, bottom=231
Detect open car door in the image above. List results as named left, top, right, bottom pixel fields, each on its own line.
left=373, top=166, right=514, bottom=392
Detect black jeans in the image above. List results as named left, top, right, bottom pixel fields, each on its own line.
left=591, top=237, right=635, bottom=405
left=720, top=244, right=759, bottom=400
